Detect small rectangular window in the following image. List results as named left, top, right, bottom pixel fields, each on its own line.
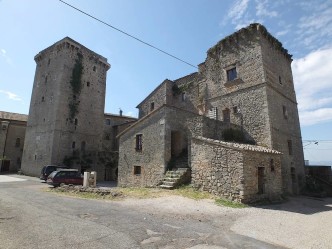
left=72, top=141, right=76, bottom=149
left=233, top=106, right=238, bottom=114
left=279, top=76, right=282, bottom=85
left=150, top=102, right=154, bottom=111
left=134, top=166, right=141, bottom=175
left=227, top=67, right=237, bottom=81
left=181, top=92, right=186, bottom=101
left=105, top=119, right=111, bottom=125
left=270, top=159, right=275, bottom=172
left=208, top=107, right=217, bottom=120
left=283, top=105, right=288, bottom=119
left=287, top=140, right=293, bottom=155
left=136, top=134, right=142, bottom=152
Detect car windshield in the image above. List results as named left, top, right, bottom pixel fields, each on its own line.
left=48, top=171, right=58, bottom=178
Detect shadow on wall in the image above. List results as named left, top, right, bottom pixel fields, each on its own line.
left=202, top=117, right=256, bottom=145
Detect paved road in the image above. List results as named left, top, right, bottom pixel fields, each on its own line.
left=0, top=174, right=284, bottom=249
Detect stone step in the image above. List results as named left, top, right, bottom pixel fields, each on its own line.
left=165, top=173, right=181, bottom=177
left=159, top=184, right=174, bottom=189
left=162, top=177, right=180, bottom=182
left=161, top=181, right=177, bottom=186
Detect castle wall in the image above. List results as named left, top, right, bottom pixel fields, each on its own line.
left=21, top=38, right=110, bottom=176
left=201, top=27, right=272, bottom=147
left=260, top=34, right=305, bottom=194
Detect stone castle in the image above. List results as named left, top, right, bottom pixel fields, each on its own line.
left=0, top=23, right=305, bottom=203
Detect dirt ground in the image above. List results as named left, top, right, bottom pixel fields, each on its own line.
left=116, top=195, right=332, bottom=249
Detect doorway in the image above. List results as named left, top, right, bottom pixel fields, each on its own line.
left=258, top=167, right=265, bottom=194
left=1, top=160, right=10, bottom=172
left=171, top=131, right=182, bottom=157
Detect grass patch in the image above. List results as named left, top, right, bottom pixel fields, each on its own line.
left=215, top=198, right=248, bottom=208
left=47, top=185, right=248, bottom=209
left=172, top=185, right=213, bottom=200
left=116, top=187, right=166, bottom=199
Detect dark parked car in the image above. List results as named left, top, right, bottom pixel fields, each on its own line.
left=40, top=165, right=67, bottom=181
left=46, top=169, right=83, bottom=187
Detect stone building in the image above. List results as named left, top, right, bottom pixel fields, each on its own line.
left=20, top=37, right=111, bottom=179
left=118, top=23, right=305, bottom=202
left=0, top=111, right=28, bottom=172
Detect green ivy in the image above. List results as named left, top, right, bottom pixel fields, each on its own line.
left=69, top=53, right=83, bottom=120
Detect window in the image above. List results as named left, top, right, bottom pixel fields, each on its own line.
left=93, top=66, right=96, bottom=72
left=279, top=76, right=282, bottom=85
left=150, top=102, right=155, bottom=111
left=135, top=134, right=142, bottom=152
left=222, top=108, right=230, bottom=123
left=42, top=96, right=45, bottom=102
left=226, top=67, right=237, bottom=81
left=105, top=119, right=111, bottom=125
left=181, top=92, right=186, bottom=101
left=270, top=159, right=275, bottom=172
left=105, top=134, right=110, bottom=140
left=283, top=105, right=288, bottom=119
left=45, top=76, right=48, bottom=84
left=287, top=140, right=293, bottom=155
left=74, top=118, right=78, bottom=125
left=48, top=58, right=51, bottom=66
left=208, top=107, right=218, bottom=120
left=72, top=141, right=76, bottom=149
left=15, top=138, right=21, bottom=147
left=134, top=166, right=141, bottom=175
left=291, top=167, right=296, bottom=182
left=233, top=106, right=239, bottom=114
left=87, top=81, right=90, bottom=87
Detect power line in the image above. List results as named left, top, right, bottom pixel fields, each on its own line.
left=59, top=0, right=198, bottom=69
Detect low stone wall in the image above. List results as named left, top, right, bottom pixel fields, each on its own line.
left=191, top=137, right=282, bottom=203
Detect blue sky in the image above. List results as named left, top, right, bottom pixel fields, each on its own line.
left=0, top=0, right=331, bottom=164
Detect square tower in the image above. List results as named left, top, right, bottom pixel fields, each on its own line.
left=21, top=37, right=110, bottom=176
left=201, top=24, right=305, bottom=194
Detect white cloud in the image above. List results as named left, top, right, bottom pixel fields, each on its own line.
left=299, top=108, right=332, bottom=126
left=1, top=49, right=6, bottom=55
left=227, top=0, right=250, bottom=21
left=296, top=2, right=332, bottom=49
left=0, top=90, right=23, bottom=101
left=255, top=0, right=278, bottom=17
left=292, top=47, right=332, bottom=126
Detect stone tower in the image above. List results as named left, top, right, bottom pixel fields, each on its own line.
left=201, top=23, right=305, bottom=194
left=21, top=37, right=110, bottom=176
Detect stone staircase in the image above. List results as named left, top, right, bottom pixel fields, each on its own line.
left=160, top=168, right=191, bottom=189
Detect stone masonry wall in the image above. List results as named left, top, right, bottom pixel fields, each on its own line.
left=191, top=137, right=282, bottom=203
left=260, top=34, right=305, bottom=194
left=137, top=80, right=172, bottom=118
left=118, top=109, right=166, bottom=187
left=22, top=37, right=110, bottom=177
left=242, top=149, right=282, bottom=203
